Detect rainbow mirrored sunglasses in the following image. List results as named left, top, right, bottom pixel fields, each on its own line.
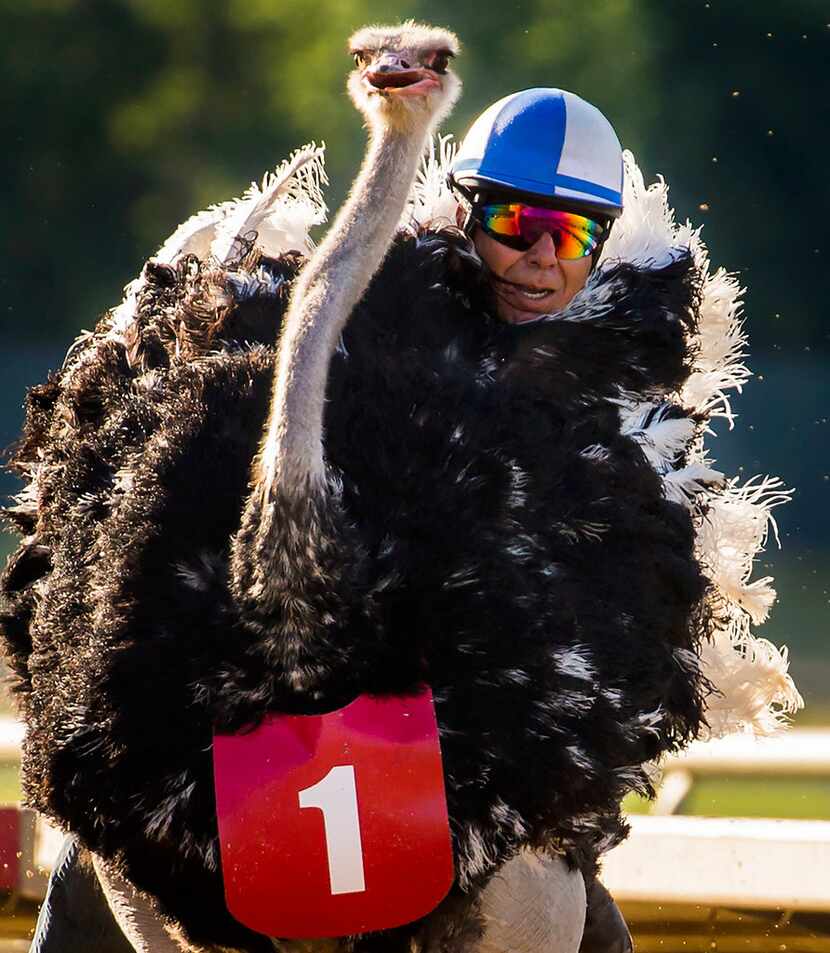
left=473, top=203, right=606, bottom=258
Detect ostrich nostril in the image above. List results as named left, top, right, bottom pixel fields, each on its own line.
left=400, top=59, right=410, bottom=69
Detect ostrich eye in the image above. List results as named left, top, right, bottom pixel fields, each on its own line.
left=429, top=51, right=451, bottom=74
left=352, top=51, right=369, bottom=69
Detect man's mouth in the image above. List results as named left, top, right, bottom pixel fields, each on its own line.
left=512, top=286, right=552, bottom=300
left=495, top=278, right=558, bottom=302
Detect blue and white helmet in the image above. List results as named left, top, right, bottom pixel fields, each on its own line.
left=449, top=88, right=624, bottom=219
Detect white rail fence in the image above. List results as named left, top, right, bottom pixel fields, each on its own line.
left=602, top=729, right=830, bottom=908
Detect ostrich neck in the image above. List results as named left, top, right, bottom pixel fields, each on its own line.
left=259, top=117, right=431, bottom=497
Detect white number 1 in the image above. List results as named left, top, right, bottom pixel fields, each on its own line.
left=298, top=765, right=367, bottom=895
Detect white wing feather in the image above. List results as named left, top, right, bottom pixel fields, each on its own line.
left=211, top=143, right=328, bottom=264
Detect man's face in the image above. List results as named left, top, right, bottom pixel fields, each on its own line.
left=472, top=224, right=593, bottom=325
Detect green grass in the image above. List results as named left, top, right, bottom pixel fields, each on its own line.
left=682, top=776, right=830, bottom=819
left=0, top=765, right=20, bottom=804
left=624, top=775, right=830, bottom=820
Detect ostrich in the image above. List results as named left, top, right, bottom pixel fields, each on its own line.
left=0, top=19, right=801, bottom=953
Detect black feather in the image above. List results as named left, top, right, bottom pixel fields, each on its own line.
left=1, top=231, right=710, bottom=950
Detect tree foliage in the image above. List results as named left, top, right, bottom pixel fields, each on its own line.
left=2, top=0, right=827, bottom=350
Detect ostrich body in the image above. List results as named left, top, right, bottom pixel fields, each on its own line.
left=0, top=19, right=801, bottom=953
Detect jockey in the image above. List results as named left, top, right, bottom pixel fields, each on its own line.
left=449, top=87, right=623, bottom=323
left=447, top=88, right=634, bottom=953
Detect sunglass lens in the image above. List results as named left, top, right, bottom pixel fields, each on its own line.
left=518, top=207, right=601, bottom=258
left=478, top=204, right=603, bottom=259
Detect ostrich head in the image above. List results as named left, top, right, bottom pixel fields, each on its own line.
left=347, top=21, right=461, bottom=132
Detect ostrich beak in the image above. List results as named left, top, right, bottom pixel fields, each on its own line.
left=363, top=53, right=440, bottom=97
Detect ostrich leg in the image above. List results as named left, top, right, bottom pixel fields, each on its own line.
left=476, top=853, right=587, bottom=953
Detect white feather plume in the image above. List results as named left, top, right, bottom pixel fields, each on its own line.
left=150, top=143, right=328, bottom=267
left=600, top=152, right=699, bottom=269
left=700, top=624, right=803, bottom=737
left=695, top=476, right=792, bottom=625
left=108, top=276, right=144, bottom=344
left=154, top=202, right=237, bottom=265
left=210, top=142, right=328, bottom=264
left=682, top=264, right=751, bottom=426
left=404, top=134, right=462, bottom=231
left=619, top=403, right=697, bottom=473
left=604, top=152, right=802, bottom=735
left=105, top=143, right=328, bottom=345
left=662, top=463, right=725, bottom=506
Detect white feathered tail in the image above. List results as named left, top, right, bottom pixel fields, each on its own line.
left=105, top=143, right=328, bottom=346
left=605, top=153, right=802, bottom=736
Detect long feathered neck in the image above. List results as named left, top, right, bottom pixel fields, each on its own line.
left=229, top=112, right=435, bottom=696
left=257, top=114, right=432, bottom=498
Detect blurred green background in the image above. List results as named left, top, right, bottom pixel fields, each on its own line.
left=1, top=0, right=828, bottom=805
